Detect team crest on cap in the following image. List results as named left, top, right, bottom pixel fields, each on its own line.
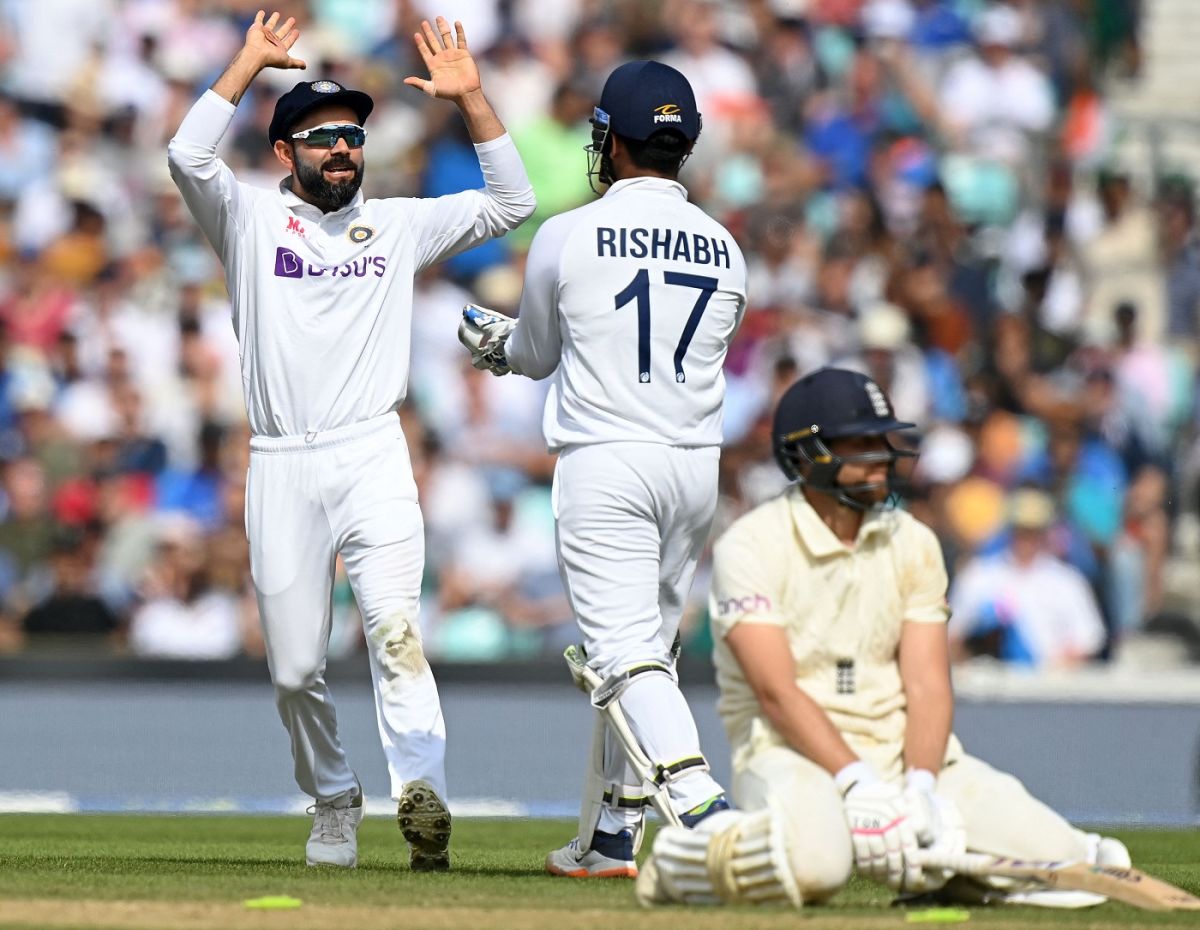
left=310, top=80, right=342, bottom=94
left=348, top=224, right=374, bottom=244
left=864, top=379, right=891, bottom=417
left=653, top=103, right=683, bottom=125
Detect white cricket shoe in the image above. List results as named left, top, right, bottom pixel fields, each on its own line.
left=545, top=833, right=637, bottom=879
left=397, top=779, right=452, bottom=871
left=1093, top=834, right=1132, bottom=868
left=305, top=783, right=364, bottom=868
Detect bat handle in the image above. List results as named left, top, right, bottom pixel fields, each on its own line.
left=915, top=851, right=1075, bottom=876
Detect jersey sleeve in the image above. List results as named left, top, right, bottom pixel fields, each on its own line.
left=902, top=519, right=951, bottom=625
left=709, top=514, right=788, bottom=638
left=409, top=134, right=535, bottom=272
left=505, top=215, right=567, bottom=379
left=166, top=90, right=253, bottom=258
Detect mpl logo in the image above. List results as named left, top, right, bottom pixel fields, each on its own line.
left=653, top=103, right=683, bottom=125
left=285, top=216, right=305, bottom=237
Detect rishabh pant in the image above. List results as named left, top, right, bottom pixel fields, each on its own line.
left=246, top=411, right=446, bottom=804
left=554, top=441, right=725, bottom=823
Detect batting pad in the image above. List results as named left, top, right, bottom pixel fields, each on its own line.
left=636, top=801, right=802, bottom=908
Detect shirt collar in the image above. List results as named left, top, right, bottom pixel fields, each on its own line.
left=786, top=485, right=895, bottom=557
left=603, top=176, right=688, bottom=200
left=277, top=178, right=365, bottom=217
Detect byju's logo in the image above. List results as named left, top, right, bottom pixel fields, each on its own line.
left=273, top=247, right=388, bottom=280
left=274, top=247, right=304, bottom=279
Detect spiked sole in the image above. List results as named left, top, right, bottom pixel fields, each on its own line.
left=397, top=780, right=451, bottom=871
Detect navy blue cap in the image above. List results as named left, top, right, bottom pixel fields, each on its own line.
left=598, top=60, right=700, bottom=142
left=269, top=79, right=374, bottom=146
left=773, top=368, right=914, bottom=445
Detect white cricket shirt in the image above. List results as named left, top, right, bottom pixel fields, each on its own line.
left=168, top=90, right=534, bottom=438
left=948, top=550, right=1106, bottom=666
left=505, top=176, right=747, bottom=450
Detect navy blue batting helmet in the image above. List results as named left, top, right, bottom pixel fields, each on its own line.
left=773, top=368, right=916, bottom=510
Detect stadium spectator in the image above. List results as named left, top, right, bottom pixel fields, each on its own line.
left=949, top=487, right=1106, bottom=668
left=509, top=80, right=593, bottom=248
left=127, top=514, right=242, bottom=660
left=1078, top=167, right=1164, bottom=344
left=20, top=523, right=121, bottom=643
left=1158, top=178, right=1200, bottom=342
left=937, top=3, right=1054, bottom=167
left=0, top=0, right=1193, bottom=670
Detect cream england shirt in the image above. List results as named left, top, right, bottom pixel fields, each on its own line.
left=709, top=486, right=960, bottom=775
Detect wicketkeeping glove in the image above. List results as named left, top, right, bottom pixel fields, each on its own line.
left=838, top=763, right=921, bottom=891
left=458, top=303, right=516, bottom=376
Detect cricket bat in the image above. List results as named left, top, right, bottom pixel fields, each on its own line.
left=917, top=851, right=1200, bottom=912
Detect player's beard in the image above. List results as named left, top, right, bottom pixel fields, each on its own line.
left=294, top=155, right=363, bottom=213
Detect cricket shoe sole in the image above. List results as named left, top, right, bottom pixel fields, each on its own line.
left=397, top=779, right=451, bottom=871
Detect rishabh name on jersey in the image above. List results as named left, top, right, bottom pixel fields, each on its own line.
left=594, top=225, right=731, bottom=268
left=547, top=178, right=748, bottom=450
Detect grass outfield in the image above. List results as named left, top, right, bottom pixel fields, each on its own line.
left=0, top=815, right=1197, bottom=930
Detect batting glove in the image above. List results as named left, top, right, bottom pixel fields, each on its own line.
left=458, top=303, right=516, bottom=376
left=837, top=762, right=921, bottom=891
left=902, top=768, right=966, bottom=892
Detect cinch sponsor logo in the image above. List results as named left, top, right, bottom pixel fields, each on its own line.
left=273, top=247, right=387, bottom=279
left=653, top=103, right=683, bottom=125
left=715, top=594, right=771, bottom=616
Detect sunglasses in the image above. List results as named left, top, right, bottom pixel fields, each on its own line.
left=290, top=123, right=367, bottom=148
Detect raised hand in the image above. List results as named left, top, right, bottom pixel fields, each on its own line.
left=404, top=17, right=481, bottom=102
left=245, top=10, right=306, bottom=71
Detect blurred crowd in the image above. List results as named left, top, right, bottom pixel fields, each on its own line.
left=3, top=0, right=1197, bottom=671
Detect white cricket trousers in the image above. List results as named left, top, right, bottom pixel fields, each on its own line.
left=735, top=745, right=1091, bottom=901
left=554, top=442, right=725, bottom=825
left=247, top=412, right=446, bottom=804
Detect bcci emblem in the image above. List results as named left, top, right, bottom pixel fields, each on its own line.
left=348, top=224, right=375, bottom=244
left=310, top=80, right=342, bottom=94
